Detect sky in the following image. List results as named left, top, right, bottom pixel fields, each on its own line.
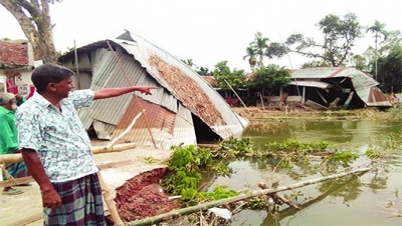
left=0, top=0, right=401, bottom=71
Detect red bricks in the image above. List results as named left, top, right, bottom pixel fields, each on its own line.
left=0, top=40, right=28, bottom=66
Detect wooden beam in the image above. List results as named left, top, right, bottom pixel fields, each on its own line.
left=0, top=143, right=136, bottom=164
left=0, top=159, right=136, bottom=187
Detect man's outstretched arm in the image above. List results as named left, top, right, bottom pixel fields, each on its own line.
left=93, top=86, right=158, bottom=100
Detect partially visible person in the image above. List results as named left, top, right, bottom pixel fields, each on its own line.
left=0, top=93, right=29, bottom=195
left=15, top=93, right=26, bottom=106
left=15, top=63, right=158, bottom=225
left=389, top=94, right=397, bottom=103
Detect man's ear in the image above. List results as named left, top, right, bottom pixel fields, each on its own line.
left=47, top=83, right=57, bottom=92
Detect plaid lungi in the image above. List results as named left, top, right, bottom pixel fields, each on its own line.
left=44, top=173, right=105, bottom=226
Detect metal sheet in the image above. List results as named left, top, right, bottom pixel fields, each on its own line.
left=112, top=98, right=176, bottom=148
left=73, top=47, right=178, bottom=126
left=58, top=32, right=249, bottom=144
left=291, top=67, right=379, bottom=87
left=289, top=80, right=331, bottom=89
left=356, top=87, right=392, bottom=107
left=291, top=67, right=390, bottom=107
left=171, top=103, right=197, bottom=148
left=116, top=31, right=249, bottom=138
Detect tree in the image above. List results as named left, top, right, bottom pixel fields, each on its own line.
left=350, top=54, right=369, bottom=72
left=247, top=64, right=291, bottom=96
left=301, top=60, right=331, bottom=69
left=0, top=0, right=59, bottom=63
left=282, top=13, right=363, bottom=67
left=182, top=58, right=195, bottom=68
left=367, top=20, right=388, bottom=80
left=250, top=32, right=269, bottom=68
left=376, top=31, right=402, bottom=93
left=181, top=58, right=212, bottom=76
left=212, top=61, right=246, bottom=91
left=196, top=66, right=212, bottom=76
left=243, top=46, right=258, bottom=71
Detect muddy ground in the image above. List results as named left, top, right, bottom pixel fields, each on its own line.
left=112, top=167, right=180, bottom=223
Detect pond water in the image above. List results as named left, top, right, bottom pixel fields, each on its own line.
left=209, top=118, right=402, bottom=226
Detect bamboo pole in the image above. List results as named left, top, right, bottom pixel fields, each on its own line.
left=97, top=172, right=124, bottom=226
left=258, top=182, right=301, bottom=210
left=92, top=143, right=137, bottom=154
left=259, top=92, right=265, bottom=110
left=106, top=112, right=142, bottom=149
left=0, top=143, right=136, bottom=164
left=127, top=167, right=370, bottom=226
left=223, top=79, right=249, bottom=112
left=0, top=159, right=136, bottom=187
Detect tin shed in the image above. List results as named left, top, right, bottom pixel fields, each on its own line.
left=59, top=31, right=249, bottom=149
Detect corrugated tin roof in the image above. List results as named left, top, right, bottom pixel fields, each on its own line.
left=114, top=31, right=248, bottom=135
left=289, top=80, right=332, bottom=89
left=58, top=30, right=249, bottom=147
left=71, top=45, right=178, bottom=128
left=291, top=67, right=391, bottom=107
left=291, top=67, right=378, bottom=86
left=113, top=98, right=173, bottom=148
left=357, top=87, right=392, bottom=107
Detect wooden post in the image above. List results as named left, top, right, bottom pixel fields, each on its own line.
left=223, top=79, right=249, bottom=112
left=98, top=172, right=124, bottom=226
left=259, top=92, right=265, bottom=110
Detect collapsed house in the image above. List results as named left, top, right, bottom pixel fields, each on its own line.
left=275, top=67, right=392, bottom=110
left=58, top=30, right=249, bottom=149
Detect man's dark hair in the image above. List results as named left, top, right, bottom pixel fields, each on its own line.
left=31, top=63, right=74, bottom=92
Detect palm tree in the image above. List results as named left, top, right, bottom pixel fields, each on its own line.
left=367, top=20, right=388, bottom=80
left=182, top=58, right=195, bottom=67
left=251, top=32, right=270, bottom=68
left=243, top=46, right=258, bottom=71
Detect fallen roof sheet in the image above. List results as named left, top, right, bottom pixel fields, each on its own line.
left=59, top=30, right=249, bottom=144
left=290, top=67, right=391, bottom=107
left=289, top=80, right=332, bottom=89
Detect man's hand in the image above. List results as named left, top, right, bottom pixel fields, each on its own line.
left=136, top=86, right=158, bottom=95
left=41, top=188, right=62, bottom=209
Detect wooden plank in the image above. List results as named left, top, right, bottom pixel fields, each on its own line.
left=0, top=143, right=136, bottom=164
left=0, top=159, right=134, bottom=187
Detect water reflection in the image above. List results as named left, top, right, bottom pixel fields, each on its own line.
left=317, top=176, right=363, bottom=204
left=261, top=174, right=363, bottom=225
